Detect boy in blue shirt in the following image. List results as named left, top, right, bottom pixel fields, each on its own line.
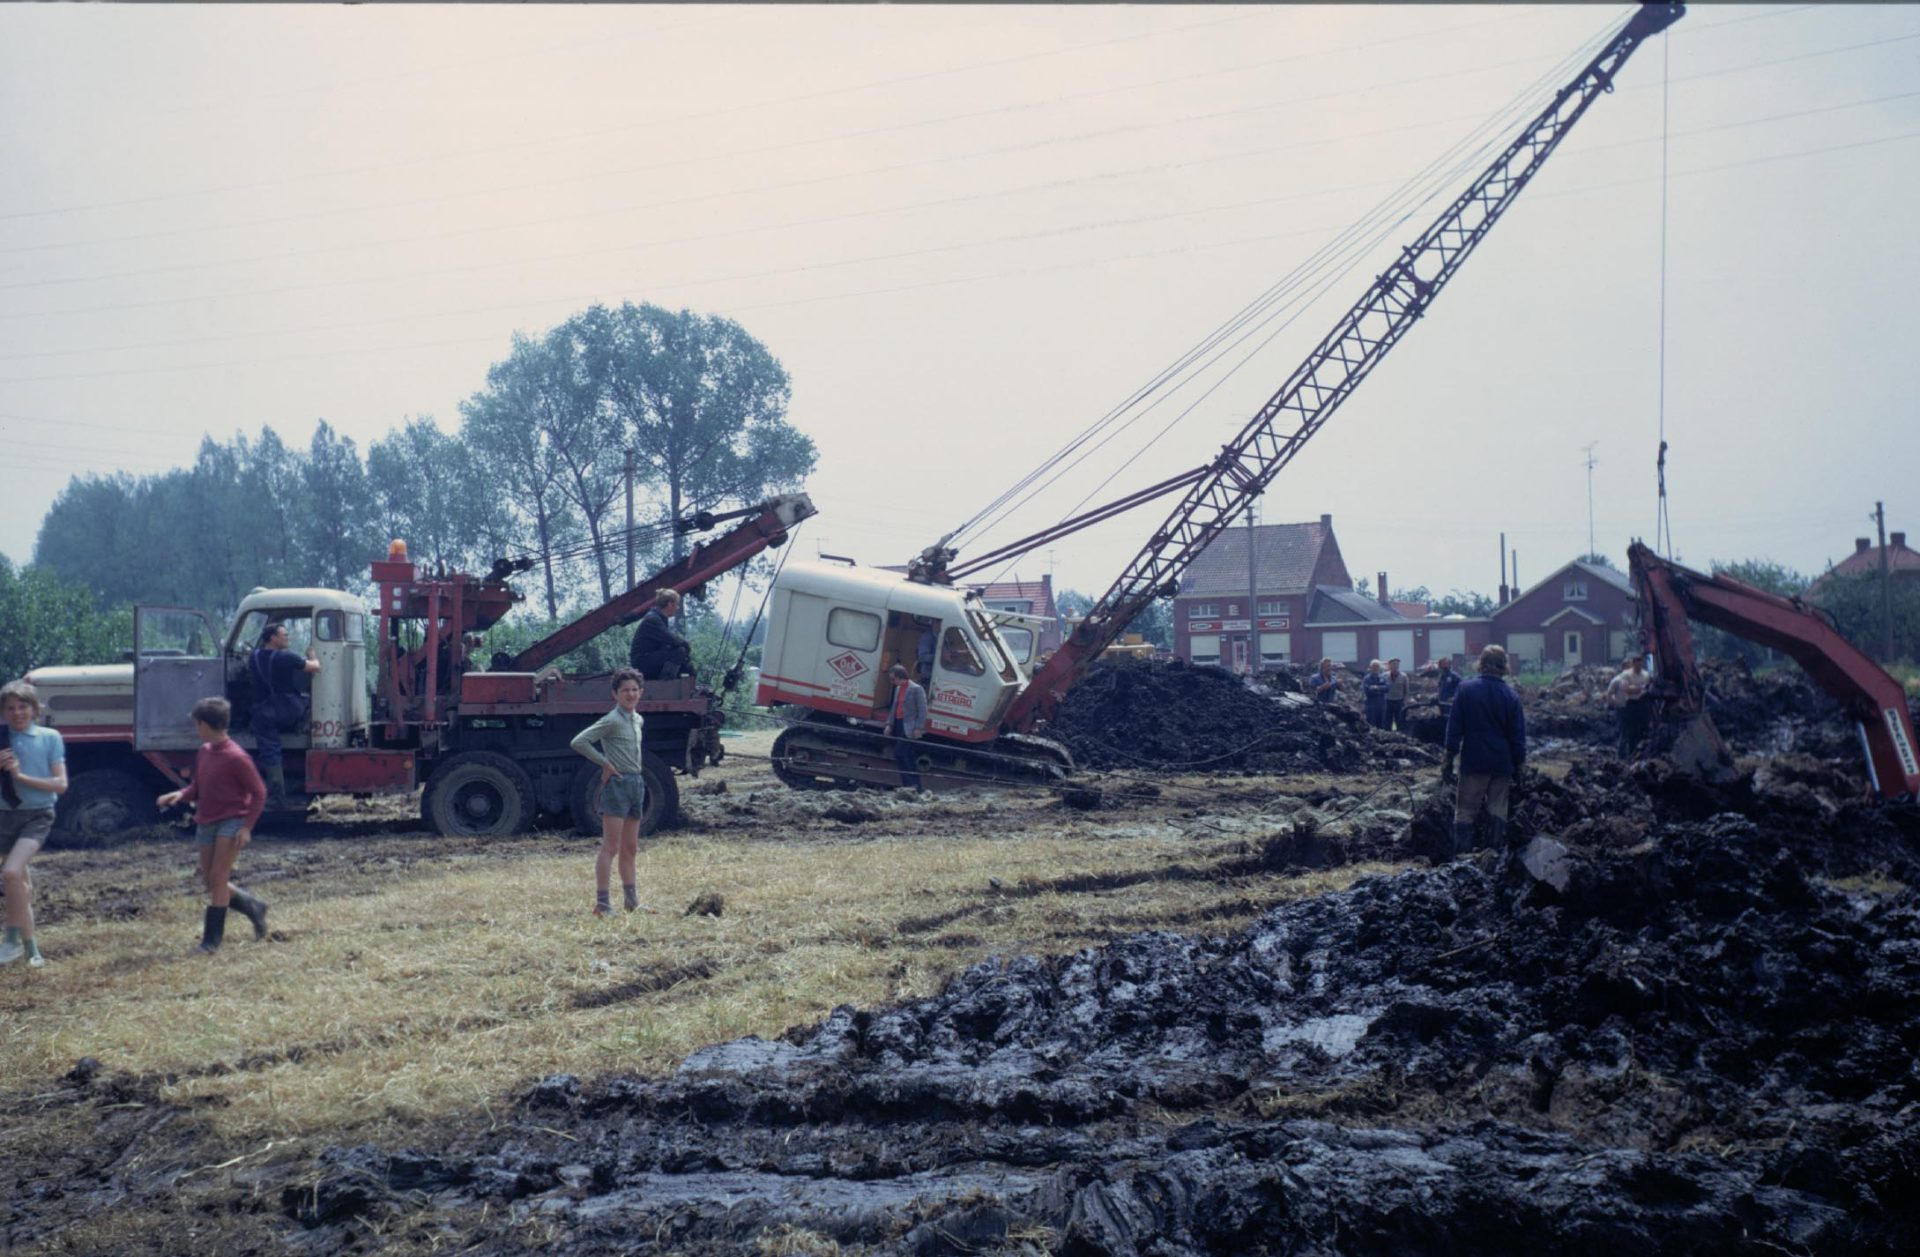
left=1, top=680, right=67, bottom=968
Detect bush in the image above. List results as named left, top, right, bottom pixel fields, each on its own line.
left=0, top=558, right=133, bottom=680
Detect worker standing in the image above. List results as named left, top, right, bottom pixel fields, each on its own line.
left=882, top=664, right=929, bottom=793
left=1313, top=658, right=1339, bottom=704
left=1606, top=653, right=1654, bottom=759
left=629, top=588, right=693, bottom=681
left=249, top=623, right=319, bottom=811
left=1433, top=655, right=1461, bottom=714
left=1384, top=658, right=1410, bottom=731
left=1441, top=644, right=1526, bottom=861
left=1362, top=660, right=1389, bottom=728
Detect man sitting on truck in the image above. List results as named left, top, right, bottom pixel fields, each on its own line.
left=629, top=588, right=693, bottom=681
left=249, top=622, right=319, bottom=810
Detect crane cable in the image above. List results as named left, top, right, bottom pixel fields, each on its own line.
left=1655, top=24, right=1676, bottom=560
left=949, top=12, right=1621, bottom=567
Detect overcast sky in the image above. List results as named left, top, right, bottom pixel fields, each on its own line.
left=2, top=3, right=1914, bottom=607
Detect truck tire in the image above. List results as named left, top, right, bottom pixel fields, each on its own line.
left=422, top=751, right=538, bottom=838
left=568, top=751, right=679, bottom=837
left=53, top=769, right=153, bottom=848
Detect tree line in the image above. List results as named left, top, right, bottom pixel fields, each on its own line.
left=30, top=303, right=816, bottom=626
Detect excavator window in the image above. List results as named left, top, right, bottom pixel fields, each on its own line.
left=938, top=628, right=985, bottom=678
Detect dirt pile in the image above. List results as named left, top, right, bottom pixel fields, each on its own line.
left=278, top=785, right=1920, bottom=1254
left=1050, top=661, right=1437, bottom=775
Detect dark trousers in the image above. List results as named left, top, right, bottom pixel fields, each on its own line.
left=1365, top=700, right=1387, bottom=728
left=888, top=723, right=922, bottom=789
left=1618, top=697, right=1653, bottom=758
left=1386, top=699, right=1405, bottom=731
left=250, top=694, right=307, bottom=768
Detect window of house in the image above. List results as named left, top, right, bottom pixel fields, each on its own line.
left=1189, top=634, right=1221, bottom=664
left=1321, top=631, right=1358, bottom=663
left=1188, top=602, right=1219, bottom=619
left=1257, top=600, right=1285, bottom=616
left=1259, top=632, right=1290, bottom=664
left=826, top=608, right=881, bottom=652
left=1564, top=580, right=1588, bottom=601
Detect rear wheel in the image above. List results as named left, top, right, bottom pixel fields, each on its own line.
left=567, top=751, right=679, bottom=837
left=52, top=769, right=154, bottom=848
left=422, top=751, right=538, bottom=838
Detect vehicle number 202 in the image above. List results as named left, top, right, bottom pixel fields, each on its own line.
left=311, top=719, right=345, bottom=740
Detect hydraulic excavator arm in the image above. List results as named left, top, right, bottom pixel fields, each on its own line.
left=1628, top=541, right=1919, bottom=800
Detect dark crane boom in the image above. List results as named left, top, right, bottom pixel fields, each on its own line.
left=1005, top=3, right=1686, bottom=732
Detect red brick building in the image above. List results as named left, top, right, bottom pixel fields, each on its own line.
left=974, top=577, right=1062, bottom=658
left=1487, top=558, right=1637, bottom=668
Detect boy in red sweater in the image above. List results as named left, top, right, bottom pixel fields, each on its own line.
left=158, top=697, right=269, bottom=954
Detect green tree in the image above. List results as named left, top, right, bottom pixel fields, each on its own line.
left=1429, top=589, right=1495, bottom=618
left=298, top=421, right=383, bottom=592
left=367, top=417, right=506, bottom=574
left=0, top=558, right=132, bottom=680
left=1693, top=559, right=1812, bottom=666
left=1813, top=569, right=1920, bottom=664
left=582, top=302, right=816, bottom=561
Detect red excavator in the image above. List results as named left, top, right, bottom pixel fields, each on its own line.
left=1629, top=541, right=1919, bottom=801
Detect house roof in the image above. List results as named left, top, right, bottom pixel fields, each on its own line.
left=1390, top=600, right=1430, bottom=619
left=974, top=579, right=1056, bottom=614
left=1809, top=538, right=1920, bottom=593
left=1179, top=520, right=1332, bottom=597
left=1307, top=586, right=1406, bottom=625
left=1494, top=558, right=1632, bottom=617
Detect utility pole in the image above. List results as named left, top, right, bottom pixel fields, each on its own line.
left=1245, top=501, right=1259, bottom=674
left=1876, top=500, right=1893, bottom=660
left=624, top=448, right=636, bottom=591
left=1582, top=441, right=1599, bottom=560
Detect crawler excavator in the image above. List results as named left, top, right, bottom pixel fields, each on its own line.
left=757, top=4, right=1689, bottom=791
left=1629, top=542, right=1919, bottom=801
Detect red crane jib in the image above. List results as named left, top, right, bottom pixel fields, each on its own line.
left=1629, top=542, right=1919, bottom=800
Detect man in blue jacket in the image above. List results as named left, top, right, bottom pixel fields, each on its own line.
left=1442, top=644, right=1526, bottom=861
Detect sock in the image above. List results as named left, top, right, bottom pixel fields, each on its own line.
left=2, top=926, right=18, bottom=946
left=24, top=938, right=41, bottom=961
left=623, top=883, right=638, bottom=912
left=595, top=889, right=611, bottom=913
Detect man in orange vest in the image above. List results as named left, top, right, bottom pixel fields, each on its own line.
left=883, top=663, right=929, bottom=792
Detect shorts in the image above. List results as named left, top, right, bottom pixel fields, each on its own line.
left=196, top=818, right=246, bottom=847
left=600, top=773, right=648, bottom=820
left=1455, top=773, right=1513, bottom=823
left=2, top=808, right=55, bottom=853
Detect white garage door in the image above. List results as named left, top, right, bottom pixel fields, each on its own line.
left=1506, top=633, right=1545, bottom=665
left=1189, top=634, right=1221, bottom=664
left=1429, top=627, right=1466, bottom=660
left=1321, top=631, right=1358, bottom=663
left=1377, top=629, right=1415, bottom=666
left=1259, top=632, right=1291, bottom=664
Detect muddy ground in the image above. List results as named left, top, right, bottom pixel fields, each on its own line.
left=6, top=663, right=1918, bottom=1255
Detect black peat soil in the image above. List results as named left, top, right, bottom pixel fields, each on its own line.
left=247, top=763, right=1920, bottom=1256
left=1050, top=661, right=1437, bottom=775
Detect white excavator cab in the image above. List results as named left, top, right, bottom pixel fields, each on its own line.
left=756, top=562, right=1028, bottom=744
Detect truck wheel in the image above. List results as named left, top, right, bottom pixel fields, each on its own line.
left=53, top=770, right=153, bottom=848
left=568, top=751, right=679, bottom=837
left=422, top=751, right=537, bottom=838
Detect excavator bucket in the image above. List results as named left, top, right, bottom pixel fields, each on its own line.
left=1651, top=711, right=1739, bottom=785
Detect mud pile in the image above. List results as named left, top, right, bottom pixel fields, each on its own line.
left=1051, top=661, right=1436, bottom=775
left=280, top=784, right=1920, bottom=1255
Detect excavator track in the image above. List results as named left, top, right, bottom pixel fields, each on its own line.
left=771, top=717, right=1073, bottom=792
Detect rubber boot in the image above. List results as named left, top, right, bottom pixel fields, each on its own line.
left=198, top=906, right=228, bottom=954
left=263, top=763, right=288, bottom=812
left=229, top=887, right=269, bottom=940
left=1448, top=820, right=1475, bottom=861
left=1487, top=818, right=1511, bottom=860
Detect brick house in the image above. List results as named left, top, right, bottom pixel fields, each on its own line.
left=1488, top=558, right=1636, bottom=668
left=974, top=577, right=1062, bottom=658
left=1174, top=515, right=1355, bottom=672
left=1808, top=528, right=1920, bottom=598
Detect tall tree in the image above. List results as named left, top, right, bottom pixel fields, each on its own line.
left=367, top=417, right=505, bottom=575
left=582, top=302, right=816, bottom=561
left=298, top=421, right=382, bottom=590
left=461, top=335, right=586, bottom=619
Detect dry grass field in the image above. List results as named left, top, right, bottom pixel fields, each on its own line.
left=0, top=730, right=1416, bottom=1250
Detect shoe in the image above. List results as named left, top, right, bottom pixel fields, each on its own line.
left=27, top=953, right=45, bottom=969
left=592, top=905, right=611, bottom=919
left=199, top=905, right=227, bottom=953
left=195, top=942, right=220, bottom=955
left=0, top=940, right=22, bottom=966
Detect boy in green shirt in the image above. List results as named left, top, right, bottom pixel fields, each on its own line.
left=569, top=668, right=655, bottom=917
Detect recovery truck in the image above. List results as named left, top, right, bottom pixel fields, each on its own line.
left=28, top=494, right=815, bottom=843
left=758, top=5, right=1687, bottom=789
left=1629, top=541, right=1920, bottom=800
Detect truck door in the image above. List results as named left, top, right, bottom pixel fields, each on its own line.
left=134, top=606, right=225, bottom=750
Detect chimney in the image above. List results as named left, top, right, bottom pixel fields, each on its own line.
left=1893, top=531, right=1908, bottom=549
left=1377, top=571, right=1390, bottom=606
left=1498, top=532, right=1509, bottom=606
left=1856, top=538, right=1872, bottom=554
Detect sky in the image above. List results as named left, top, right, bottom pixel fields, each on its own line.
left=1, top=3, right=1915, bottom=609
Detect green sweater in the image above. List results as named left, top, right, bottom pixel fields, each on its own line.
left=570, top=707, right=645, bottom=776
